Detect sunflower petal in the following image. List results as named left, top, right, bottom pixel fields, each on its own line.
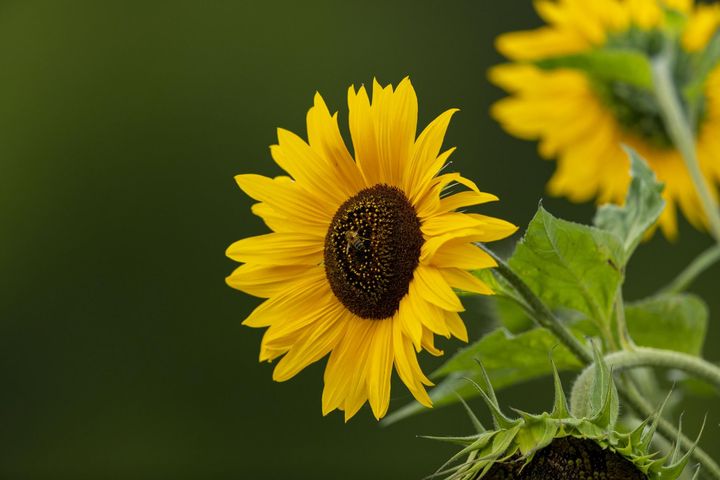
left=413, top=265, right=464, bottom=312
left=366, top=319, right=394, bottom=420
left=226, top=232, right=323, bottom=265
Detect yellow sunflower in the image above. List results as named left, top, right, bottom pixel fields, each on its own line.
left=226, top=78, right=516, bottom=421
left=491, top=0, right=720, bottom=238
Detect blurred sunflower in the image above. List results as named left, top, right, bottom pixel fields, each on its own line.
left=226, top=78, right=517, bottom=421
left=491, top=0, right=720, bottom=238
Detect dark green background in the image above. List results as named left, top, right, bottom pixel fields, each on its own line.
left=1, top=1, right=717, bottom=478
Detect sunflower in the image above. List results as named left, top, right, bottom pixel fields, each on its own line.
left=491, top=0, right=720, bottom=238
left=226, top=78, right=517, bottom=421
left=433, top=359, right=697, bottom=480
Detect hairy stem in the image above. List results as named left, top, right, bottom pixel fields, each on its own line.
left=573, top=347, right=720, bottom=400
left=479, top=244, right=720, bottom=479
left=658, top=243, right=720, bottom=295
left=652, top=52, right=720, bottom=242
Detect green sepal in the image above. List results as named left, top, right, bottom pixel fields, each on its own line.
left=513, top=413, right=558, bottom=456
left=536, top=48, right=653, bottom=89
left=456, top=394, right=485, bottom=434
left=549, top=355, right=571, bottom=419
left=465, top=362, right=520, bottom=430
left=428, top=361, right=699, bottom=480
left=587, top=342, right=619, bottom=429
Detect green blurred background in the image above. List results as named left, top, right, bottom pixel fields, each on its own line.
left=1, top=1, right=717, bottom=478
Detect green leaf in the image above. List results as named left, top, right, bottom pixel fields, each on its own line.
left=626, top=293, right=708, bottom=356
left=509, top=206, right=624, bottom=329
left=474, top=269, right=535, bottom=333
left=594, top=148, right=665, bottom=261
left=536, top=48, right=653, bottom=89
left=382, top=327, right=583, bottom=425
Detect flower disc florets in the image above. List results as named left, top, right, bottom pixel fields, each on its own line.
left=324, top=184, right=423, bottom=320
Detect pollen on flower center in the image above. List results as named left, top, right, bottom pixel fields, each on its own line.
left=324, top=184, right=423, bottom=320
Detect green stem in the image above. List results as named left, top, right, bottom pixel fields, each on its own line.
left=652, top=52, right=720, bottom=242
left=478, top=244, right=593, bottom=365
left=574, top=346, right=720, bottom=395
left=658, top=243, right=720, bottom=295
left=479, top=244, right=720, bottom=479
left=614, top=288, right=635, bottom=351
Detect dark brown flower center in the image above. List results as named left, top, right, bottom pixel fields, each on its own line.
left=485, top=436, right=646, bottom=480
left=323, top=184, right=423, bottom=320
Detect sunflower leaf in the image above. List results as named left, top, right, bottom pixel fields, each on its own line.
left=508, top=206, right=625, bottom=329
left=626, top=293, right=708, bottom=356
left=594, top=148, right=665, bottom=262
left=535, top=47, right=653, bottom=89
left=381, top=327, right=583, bottom=425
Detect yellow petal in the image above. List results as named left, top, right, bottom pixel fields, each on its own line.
left=407, top=281, right=451, bottom=337
left=438, top=190, right=499, bottom=214
left=440, top=268, right=494, bottom=296
left=226, top=232, right=323, bottom=265
left=235, top=174, right=331, bottom=227
left=372, top=77, right=418, bottom=186
left=429, top=242, right=497, bottom=270
left=272, top=304, right=347, bottom=382
left=405, top=109, right=458, bottom=202
left=322, top=313, right=373, bottom=417
left=392, top=318, right=433, bottom=407
left=496, top=27, right=589, bottom=61
left=306, top=92, right=365, bottom=195
left=366, top=319, right=394, bottom=419
left=348, top=84, right=381, bottom=186
left=242, top=269, right=327, bottom=328
left=413, top=265, right=464, bottom=312
left=271, top=128, right=348, bottom=207
left=421, top=327, right=443, bottom=356
left=397, top=293, right=422, bottom=350
left=443, top=310, right=468, bottom=343
left=226, top=263, right=315, bottom=298
left=422, top=212, right=487, bottom=237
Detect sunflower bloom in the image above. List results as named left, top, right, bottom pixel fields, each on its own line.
left=491, top=0, right=720, bottom=238
left=226, top=78, right=516, bottom=421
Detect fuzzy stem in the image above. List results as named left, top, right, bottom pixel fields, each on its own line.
left=614, top=288, right=635, bottom=351
left=479, top=244, right=720, bottom=479
left=652, top=52, right=720, bottom=242
left=658, top=243, right=720, bottom=295
left=574, top=347, right=720, bottom=397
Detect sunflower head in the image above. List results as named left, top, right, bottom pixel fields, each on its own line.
left=226, top=78, right=517, bottom=421
left=431, top=350, right=701, bottom=480
left=491, top=0, right=720, bottom=237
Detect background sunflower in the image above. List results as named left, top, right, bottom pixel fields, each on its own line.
left=1, top=1, right=718, bottom=479
left=491, top=0, right=720, bottom=238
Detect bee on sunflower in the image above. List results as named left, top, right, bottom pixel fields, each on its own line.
left=226, top=78, right=517, bottom=421
left=491, top=0, right=720, bottom=238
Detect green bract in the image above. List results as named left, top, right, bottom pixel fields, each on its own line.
left=428, top=352, right=701, bottom=480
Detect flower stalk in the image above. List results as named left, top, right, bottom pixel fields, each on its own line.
left=652, top=49, right=720, bottom=242
left=659, top=243, right=720, bottom=295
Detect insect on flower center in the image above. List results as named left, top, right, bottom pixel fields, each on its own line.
left=324, top=184, right=423, bottom=320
